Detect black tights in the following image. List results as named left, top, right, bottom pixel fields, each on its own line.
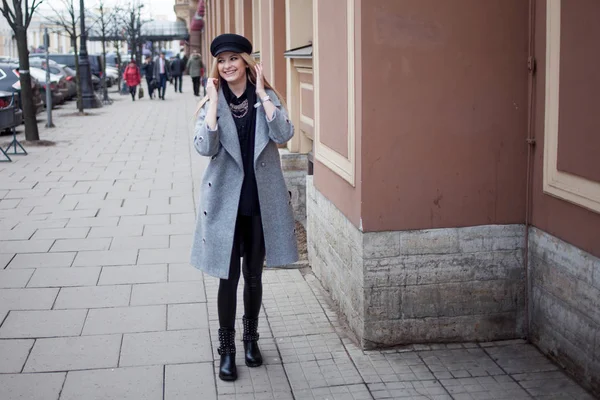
left=218, top=215, right=266, bottom=329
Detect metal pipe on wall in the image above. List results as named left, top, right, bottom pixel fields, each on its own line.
left=524, top=0, right=537, bottom=341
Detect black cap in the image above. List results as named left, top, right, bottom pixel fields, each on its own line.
left=210, top=33, right=252, bottom=57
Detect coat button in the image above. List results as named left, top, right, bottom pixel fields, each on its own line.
left=260, top=162, right=266, bottom=167
left=202, top=238, right=206, bottom=243
left=203, top=211, right=207, bottom=216
left=208, top=182, right=212, bottom=187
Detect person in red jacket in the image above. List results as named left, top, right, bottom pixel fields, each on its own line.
left=123, top=59, right=141, bottom=101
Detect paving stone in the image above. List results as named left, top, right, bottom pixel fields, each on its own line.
left=170, top=213, right=197, bottom=225
left=484, top=344, right=559, bottom=374
left=168, top=263, right=204, bottom=281
left=98, top=264, right=167, bottom=285
left=54, top=285, right=131, bottom=309
left=67, top=217, right=119, bottom=228
left=49, top=209, right=99, bottom=219
left=0, top=269, right=34, bottom=288
left=88, top=225, right=144, bottom=238
left=169, top=234, right=193, bottom=248
left=97, top=204, right=148, bottom=217
left=168, top=303, right=209, bottom=330
left=0, top=309, right=87, bottom=338
left=119, top=214, right=170, bottom=226
left=82, top=305, right=166, bottom=335
left=31, top=227, right=90, bottom=240
left=138, top=247, right=190, bottom=264
left=0, top=198, right=21, bottom=209
left=109, top=235, right=169, bottom=251
left=75, top=198, right=123, bottom=210
left=512, top=371, right=596, bottom=399
left=7, top=252, right=75, bottom=269
left=165, top=363, right=217, bottom=400
left=50, top=238, right=112, bottom=252
left=119, top=329, right=212, bottom=366
left=106, top=189, right=151, bottom=199
left=440, top=376, right=530, bottom=399
left=24, top=334, right=121, bottom=372
left=27, top=267, right=101, bottom=287
left=130, top=281, right=205, bottom=305
left=143, top=223, right=195, bottom=236
left=72, top=250, right=138, bottom=267
left=368, top=381, right=453, bottom=399
left=0, top=372, right=66, bottom=400
left=294, top=384, right=373, bottom=400
left=284, top=352, right=363, bottom=391
left=0, top=240, right=54, bottom=254
left=268, top=311, right=335, bottom=337
left=421, top=348, right=508, bottom=380
left=0, top=339, right=34, bottom=373
left=61, top=365, right=163, bottom=400
left=214, top=362, right=292, bottom=397
left=0, top=253, right=15, bottom=268
left=0, top=288, right=59, bottom=313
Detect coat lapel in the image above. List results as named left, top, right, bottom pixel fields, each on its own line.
left=254, top=89, right=281, bottom=165
left=216, top=88, right=243, bottom=170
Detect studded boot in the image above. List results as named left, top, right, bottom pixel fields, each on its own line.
left=242, top=316, right=263, bottom=367
left=217, top=328, right=237, bottom=381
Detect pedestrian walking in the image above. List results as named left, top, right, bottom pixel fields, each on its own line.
left=123, top=59, right=141, bottom=101
left=186, top=49, right=204, bottom=97
left=190, top=33, right=298, bottom=382
left=142, top=55, right=156, bottom=99
left=171, top=54, right=184, bottom=93
left=153, top=51, right=171, bottom=100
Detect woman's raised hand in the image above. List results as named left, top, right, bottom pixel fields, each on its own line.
left=206, top=78, right=218, bottom=102
left=254, top=62, right=266, bottom=96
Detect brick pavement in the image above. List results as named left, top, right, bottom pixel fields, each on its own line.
left=0, top=82, right=596, bottom=400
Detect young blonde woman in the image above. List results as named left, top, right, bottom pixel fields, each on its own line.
left=190, top=33, right=298, bottom=381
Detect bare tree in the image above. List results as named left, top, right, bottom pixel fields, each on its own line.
left=0, top=0, right=44, bottom=141
left=91, top=1, right=120, bottom=104
left=118, top=1, right=144, bottom=67
left=44, top=0, right=85, bottom=112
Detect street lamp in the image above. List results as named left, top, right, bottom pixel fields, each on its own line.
left=79, top=0, right=100, bottom=108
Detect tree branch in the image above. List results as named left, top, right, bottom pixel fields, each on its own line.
left=0, top=0, right=17, bottom=30
left=25, top=0, right=45, bottom=28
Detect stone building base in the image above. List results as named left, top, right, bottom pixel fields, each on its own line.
left=280, top=150, right=308, bottom=223
left=306, top=176, right=527, bottom=349
left=528, top=228, right=600, bottom=396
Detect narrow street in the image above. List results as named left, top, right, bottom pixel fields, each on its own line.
left=0, top=82, right=594, bottom=400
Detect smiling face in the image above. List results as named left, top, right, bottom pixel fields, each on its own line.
left=216, top=51, right=246, bottom=86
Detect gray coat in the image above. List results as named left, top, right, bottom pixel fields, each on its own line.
left=190, top=88, right=299, bottom=279
left=186, top=55, right=204, bottom=78
left=153, top=57, right=171, bottom=79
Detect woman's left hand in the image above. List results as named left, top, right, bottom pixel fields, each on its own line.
left=254, top=62, right=266, bottom=95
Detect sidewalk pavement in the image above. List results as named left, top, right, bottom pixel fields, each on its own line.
left=0, top=81, right=595, bottom=400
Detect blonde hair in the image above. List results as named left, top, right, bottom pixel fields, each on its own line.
left=194, top=52, right=287, bottom=117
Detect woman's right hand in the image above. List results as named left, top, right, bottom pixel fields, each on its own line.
left=206, top=78, right=218, bottom=102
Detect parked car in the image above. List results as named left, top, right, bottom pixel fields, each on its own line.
left=0, top=90, right=23, bottom=135
left=30, top=53, right=105, bottom=80
left=0, top=62, right=44, bottom=114
left=29, top=67, right=65, bottom=107
left=29, top=58, right=76, bottom=100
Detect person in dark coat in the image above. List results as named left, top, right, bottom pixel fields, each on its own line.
left=191, top=33, right=297, bottom=382
left=170, top=54, right=184, bottom=93
left=186, top=49, right=204, bottom=96
left=142, top=55, right=156, bottom=99
left=153, top=51, right=171, bottom=100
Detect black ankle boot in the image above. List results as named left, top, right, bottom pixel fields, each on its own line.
left=217, top=328, right=237, bottom=381
left=243, top=316, right=263, bottom=367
